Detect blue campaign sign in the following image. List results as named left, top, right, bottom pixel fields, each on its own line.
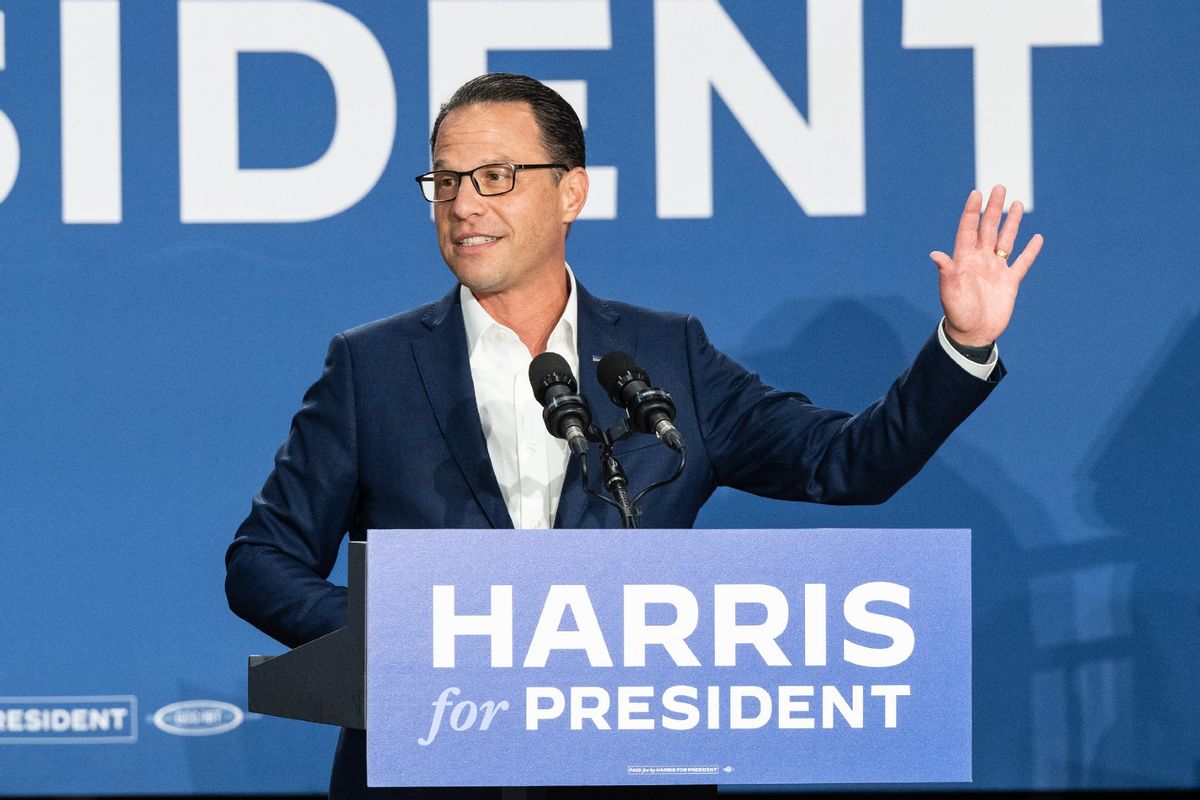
left=365, top=528, right=971, bottom=787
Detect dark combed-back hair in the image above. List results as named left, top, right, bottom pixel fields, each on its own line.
left=430, top=73, right=586, bottom=174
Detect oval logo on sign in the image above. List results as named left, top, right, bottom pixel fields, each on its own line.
left=152, top=700, right=244, bottom=736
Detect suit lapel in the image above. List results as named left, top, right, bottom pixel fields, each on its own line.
left=411, top=288, right=513, bottom=529
left=555, top=282, right=630, bottom=529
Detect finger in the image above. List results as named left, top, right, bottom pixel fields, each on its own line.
left=1009, top=233, right=1044, bottom=282
left=995, top=200, right=1023, bottom=258
left=954, top=189, right=983, bottom=251
left=929, top=250, right=955, bottom=273
left=978, top=184, right=1006, bottom=248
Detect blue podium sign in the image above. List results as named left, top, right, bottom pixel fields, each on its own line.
left=365, top=529, right=970, bottom=787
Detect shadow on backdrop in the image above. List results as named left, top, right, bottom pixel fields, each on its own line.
left=1068, top=309, right=1200, bottom=787
left=696, top=297, right=1057, bottom=790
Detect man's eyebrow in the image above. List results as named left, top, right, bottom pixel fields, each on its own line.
left=431, top=156, right=515, bottom=170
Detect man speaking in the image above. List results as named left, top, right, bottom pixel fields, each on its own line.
left=226, top=73, right=1042, bottom=799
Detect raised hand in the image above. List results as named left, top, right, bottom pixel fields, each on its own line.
left=930, top=185, right=1043, bottom=347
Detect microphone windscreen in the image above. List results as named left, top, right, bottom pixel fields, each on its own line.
left=596, top=351, right=639, bottom=393
left=528, top=351, right=576, bottom=405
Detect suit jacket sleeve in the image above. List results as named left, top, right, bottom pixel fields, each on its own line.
left=684, top=315, right=1002, bottom=504
left=225, top=334, right=359, bottom=648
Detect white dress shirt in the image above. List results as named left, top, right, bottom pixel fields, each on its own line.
left=460, top=267, right=579, bottom=529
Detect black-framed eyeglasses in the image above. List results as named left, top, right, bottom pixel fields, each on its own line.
left=414, top=162, right=568, bottom=203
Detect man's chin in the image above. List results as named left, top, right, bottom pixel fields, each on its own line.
left=448, top=264, right=506, bottom=297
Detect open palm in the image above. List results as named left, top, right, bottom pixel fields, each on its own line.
left=931, top=185, right=1044, bottom=347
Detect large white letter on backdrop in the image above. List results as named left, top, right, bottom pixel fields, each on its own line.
left=655, top=0, right=864, bottom=218
left=60, top=1, right=123, bottom=223
left=0, top=11, right=19, bottom=206
left=178, top=0, right=396, bottom=223
left=903, top=0, right=1103, bottom=210
left=428, top=0, right=615, bottom=220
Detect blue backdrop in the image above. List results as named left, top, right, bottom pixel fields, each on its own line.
left=1, top=0, right=1197, bottom=794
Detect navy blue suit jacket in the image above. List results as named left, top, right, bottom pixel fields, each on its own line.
left=225, top=281, right=1000, bottom=796
left=227, top=280, right=1000, bottom=646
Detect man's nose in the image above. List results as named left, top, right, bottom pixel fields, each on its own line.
left=449, top=176, right=486, bottom=217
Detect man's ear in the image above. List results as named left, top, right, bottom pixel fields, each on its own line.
left=559, top=167, right=589, bottom=223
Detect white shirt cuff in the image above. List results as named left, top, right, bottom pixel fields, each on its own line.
left=937, top=317, right=998, bottom=380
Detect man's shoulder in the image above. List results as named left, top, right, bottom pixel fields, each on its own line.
left=577, top=285, right=693, bottom=330
left=337, top=289, right=458, bottom=346
left=341, top=307, right=432, bottom=342
left=329, top=283, right=699, bottom=349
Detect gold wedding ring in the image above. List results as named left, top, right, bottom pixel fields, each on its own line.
left=994, top=247, right=1010, bottom=260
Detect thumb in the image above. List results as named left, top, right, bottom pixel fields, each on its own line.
left=929, top=251, right=954, bottom=273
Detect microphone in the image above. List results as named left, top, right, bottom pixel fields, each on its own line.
left=596, top=352, right=684, bottom=451
left=528, top=352, right=592, bottom=455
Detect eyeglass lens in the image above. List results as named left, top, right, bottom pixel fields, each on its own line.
left=425, top=164, right=515, bottom=202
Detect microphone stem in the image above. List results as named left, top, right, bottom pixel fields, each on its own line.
left=601, top=450, right=638, bottom=529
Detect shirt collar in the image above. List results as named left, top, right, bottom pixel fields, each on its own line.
left=460, top=264, right=579, bottom=358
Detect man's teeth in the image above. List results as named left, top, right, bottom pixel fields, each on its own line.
left=458, top=236, right=498, bottom=246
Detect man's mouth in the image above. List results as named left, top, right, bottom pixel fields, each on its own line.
left=456, top=236, right=499, bottom=247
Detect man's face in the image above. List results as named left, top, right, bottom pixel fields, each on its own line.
left=432, top=102, right=586, bottom=298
